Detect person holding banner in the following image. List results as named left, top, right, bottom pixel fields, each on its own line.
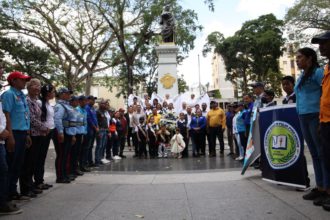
left=294, top=47, right=328, bottom=205
left=312, top=31, right=330, bottom=211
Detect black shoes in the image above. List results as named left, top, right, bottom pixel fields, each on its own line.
left=323, top=196, right=330, bottom=211
left=56, top=179, right=71, bottom=184
left=74, top=170, right=84, bottom=176
left=303, top=188, right=324, bottom=200
left=0, top=202, right=22, bottom=215
left=21, top=192, right=37, bottom=198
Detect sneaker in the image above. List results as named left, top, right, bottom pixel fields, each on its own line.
left=313, top=194, right=329, bottom=206
left=113, top=155, right=122, bottom=160
left=322, top=196, right=330, bottom=211
left=235, top=156, right=243, bottom=161
left=303, top=188, right=324, bottom=200
left=0, top=202, right=23, bottom=215
left=101, top=158, right=110, bottom=164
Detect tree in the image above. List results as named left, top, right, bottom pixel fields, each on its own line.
left=178, top=74, right=188, bottom=94
left=285, top=0, right=330, bottom=31
left=0, top=0, right=120, bottom=92
left=203, top=14, right=285, bottom=96
left=84, top=0, right=204, bottom=96
left=0, top=36, right=62, bottom=84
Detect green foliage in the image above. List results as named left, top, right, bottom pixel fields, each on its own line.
left=203, top=14, right=285, bottom=95
left=0, top=36, right=62, bottom=84
left=285, top=0, right=330, bottom=31
left=84, top=0, right=204, bottom=95
left=178, top=74, right=188, bottom=94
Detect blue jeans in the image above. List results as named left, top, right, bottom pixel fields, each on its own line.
left=299, top=113, right=329, bottom=188
left=7, top=130, right=27, bottom=196
left=95, top=130, right=108, bottom=164
left=0, top=144, right=8, bottom=205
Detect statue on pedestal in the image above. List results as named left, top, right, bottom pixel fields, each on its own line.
left=160, top=5, right=175, bottom=43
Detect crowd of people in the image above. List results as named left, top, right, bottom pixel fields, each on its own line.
left=0, top=31, right=329, bottom=215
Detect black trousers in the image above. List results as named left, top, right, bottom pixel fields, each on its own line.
left=239, top=132, right=247, bottom=157
left=227, top=127, right=234, bottom=153
left=20, top=136, right=42, bottom=194
left=199, top=130, right=206, bottom=155
left=127, top=127, right=133, bottom=147
left=53, top=130, right=73, bottom=180
left=71, top=134, right=83, bottom=174
left=320, top=122, right=330, bottom=172
left=208, top=126, right=224, bottom=155
left=138, top=140, right=147, bottom=157
left=119, top=136, right=126, bottom=156
left=148, top=135, right=158, bottom=158
left=132, top=132, right=139, bottom=156
left=182, top=132, right=189, bottom=157
left=35, top=130, right=53, bottom=185
left=192, top=132, right=203, bottom=156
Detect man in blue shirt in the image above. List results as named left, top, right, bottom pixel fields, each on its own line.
left=77, top=96, right=89, bottom=172
left=54, top=87, right=76, bottom=183
left=2, top=71, right=32, bottom=201
left=0, top=69, right=23, bottom=215
left=84, top=96, right=98, bottom=167
left=225, top=104, right=235, bottom=157
left=190, top=109, right=207, bottom=157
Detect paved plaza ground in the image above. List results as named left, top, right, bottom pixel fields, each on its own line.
left=2, top=145, right=330, bottom=220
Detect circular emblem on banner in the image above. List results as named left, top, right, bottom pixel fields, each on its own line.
left=264, top=121, right=300, bottom=170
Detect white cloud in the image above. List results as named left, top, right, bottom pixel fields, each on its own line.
left=178, top=21, right=239, bottom=87
left=236, top=0, right=295, bottom=18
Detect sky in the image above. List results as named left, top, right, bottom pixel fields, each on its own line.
left=178, top=0, right=296, bottom=88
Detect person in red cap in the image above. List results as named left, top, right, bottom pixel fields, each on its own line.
left=1, top=71, right=32, bottom=201
left=0, top=69, right=23, bottom=215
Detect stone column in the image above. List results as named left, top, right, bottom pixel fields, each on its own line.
left=155, top=43, right=179, bottom=98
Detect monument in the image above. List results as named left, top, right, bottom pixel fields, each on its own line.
left=156, top=5, right=179, bottom=98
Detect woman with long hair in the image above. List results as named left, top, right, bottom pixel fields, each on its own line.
left=34, top=84, right=55, bottom=190
left=294, top=47, right=328, bottom=205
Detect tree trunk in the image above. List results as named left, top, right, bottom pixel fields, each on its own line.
left=127, top=61, right=134, bottom=95
left=85, top=73, right=92, bottom=95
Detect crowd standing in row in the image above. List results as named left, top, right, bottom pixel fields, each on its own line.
left=0, top=32, right=329, bottom=215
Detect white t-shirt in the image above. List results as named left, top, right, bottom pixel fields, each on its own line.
left=45, top=102, right=55, bottom=129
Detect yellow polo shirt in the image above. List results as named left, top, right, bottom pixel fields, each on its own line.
left=207, top=108, right=226, bottom=128
left=148, top=114, right=161, bottom=125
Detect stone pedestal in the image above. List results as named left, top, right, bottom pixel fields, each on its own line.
left=155, top=43, right=179, bottom=98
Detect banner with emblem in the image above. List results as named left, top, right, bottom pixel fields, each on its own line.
left=259, top=104, right=308, bottom=188
left=241, top=107, right=261, bottom=175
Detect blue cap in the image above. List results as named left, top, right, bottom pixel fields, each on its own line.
left=70, top=96, right=79, bottom=102
left=57, top=87, right=73, bottom=94
left=312, top=31, right=330, bottom=44
left=87, top=95, right=97, bottom=100
left=78, top=95, right=87, bottom=100
left=250, top=82, right=264, bottom=88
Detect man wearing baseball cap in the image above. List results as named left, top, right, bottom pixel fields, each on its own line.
left=53, top=87, right=76, bottom=183
left=312, top=31, right=330, bottom=211
left=0, top=70, right=23, bottom=214
left=250, top=82, right=265, bottom=109
left=1, top=71, right=32, bottom=201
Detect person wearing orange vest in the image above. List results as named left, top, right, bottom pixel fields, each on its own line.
left=312, top=31, right=330, bottom=211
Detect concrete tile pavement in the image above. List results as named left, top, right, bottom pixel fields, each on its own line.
left=3, top=167, right=330, bottom=220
